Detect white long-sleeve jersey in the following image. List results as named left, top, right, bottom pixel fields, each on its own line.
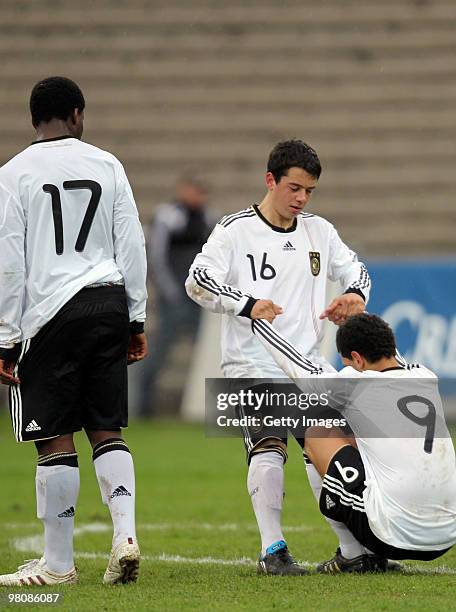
left=0, top=136, right=147, bottom=348
left=252, top=318, right=456, bottom=552
left=185, top=205, right=370, bottom=378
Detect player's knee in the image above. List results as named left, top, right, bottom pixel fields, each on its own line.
left=85, top=428, right=122, bottom=449
left=35, top=433, right=75, bottom=456
left=249, top=438, right=288, bottom=464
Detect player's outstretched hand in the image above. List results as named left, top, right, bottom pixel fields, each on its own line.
left=319, top=293, right=365, bottom=326
left=127, top=333, right=149, bottom=365
left=0, top=359, right=20, bottom=385
left=251, top=299, right=283, bottom=323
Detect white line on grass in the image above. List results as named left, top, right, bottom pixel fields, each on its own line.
left=76, top=552, right=259, bottom=566
left=11, top=522, right=312, bottom=558
left=7, top=522, right=312, bottom=533
left=138, top=523, right=312, bottom=533
left=13, top=523, right=111, bottom=553
left=60, top=554, right=456, bottom=575
left=10, top=523, right=456, bottom=576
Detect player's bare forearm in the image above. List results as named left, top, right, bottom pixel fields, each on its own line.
left=319, top=293, right=365, bottom=325
left=127, top=333, right=148, bottom=365
left=250, top=299, right=283, bottom=323
left=0, top=359, right=20, bottom=385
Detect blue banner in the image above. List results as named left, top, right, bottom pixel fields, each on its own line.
left=366, top=260, right=456, bottom=389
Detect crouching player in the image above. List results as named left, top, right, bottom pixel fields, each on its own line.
left=252, top=314, right=456, bottom=573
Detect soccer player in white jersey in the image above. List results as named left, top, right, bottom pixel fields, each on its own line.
left=252, top=314, right=456, bottom=572
left=0, top=77, right=148, bottom=586
left=186, top=140, right=371, bottom=574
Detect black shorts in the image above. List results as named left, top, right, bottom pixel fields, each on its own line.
left=9, top=285, right=130, bottom=442
left=320, top=445, right=451, bottom=561
left=236, top=382, right=348, bottom=464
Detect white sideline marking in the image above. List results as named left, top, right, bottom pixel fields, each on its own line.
left=10, top=521, right=311, bottom=557
left=409, top=565, right=456, bottom=575
left=10, top=523, right=456, bottom=575
left=138, top=523, right=312, bottom=533
left=66, top=555, right=456, bottom=575
left=8, top=521, right=312, bottom=533
left=77, top=552, right=260, bottom=566
left=13, top=522, right=110, bottom=553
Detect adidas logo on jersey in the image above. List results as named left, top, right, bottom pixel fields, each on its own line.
left=25, top=420, right=41, bottom=432
left=326, top=494, right=336, bottom=509
left=109, top=485, right=131, bottom=499
left=58, top=506, right=75, bottom=518
left=283, top=241, right=295, bottom=251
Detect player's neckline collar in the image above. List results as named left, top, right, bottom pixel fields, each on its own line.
left=31, top=135, right=76, bottom=145
left=252, top=204, right=297, bottom=233
left=380, top=366, right=405, bottom=372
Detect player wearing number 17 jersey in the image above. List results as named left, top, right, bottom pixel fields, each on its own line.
left=0, top=77, right=147, bottom=586
left=186, top=140, right=371, bottom=574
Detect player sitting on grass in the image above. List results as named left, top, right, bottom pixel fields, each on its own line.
left=252, top=313, right=456, bottom=573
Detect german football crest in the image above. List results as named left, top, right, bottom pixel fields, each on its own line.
left=309, top=251, right=320, bottom=276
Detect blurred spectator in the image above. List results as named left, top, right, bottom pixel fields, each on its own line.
left=139, top=177, right=216, bottom=416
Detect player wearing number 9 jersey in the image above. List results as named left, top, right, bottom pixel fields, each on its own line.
left=0, top=77, right=147, bottom=586
left=252, top=314, right=456, bottom=570
left=186, top=140, right=372, bottom=574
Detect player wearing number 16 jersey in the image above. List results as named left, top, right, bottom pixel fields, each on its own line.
left=0, top=77, right=147, bottom=586
left=186, top=140, right=371, bottom=574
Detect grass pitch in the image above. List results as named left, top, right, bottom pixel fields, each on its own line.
left=0, top=410, right=455, bottom=611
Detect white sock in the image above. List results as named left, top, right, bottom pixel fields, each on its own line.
left=305, top=460, right=365, bottom=559
left=248, top=452, right=285, bottom=556
left=36, top=463, right=79, bottom=574
left=93, top=443, right=137, bottom=549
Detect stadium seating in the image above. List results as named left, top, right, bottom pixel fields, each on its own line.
left=1, top=0, right=455, bottom=255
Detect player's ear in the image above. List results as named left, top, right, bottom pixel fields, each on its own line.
left=68, top=108, right=83, bottom=125
left=68, top=109, right=84, bottom=139
left=350, top=351, right=364, bottom=370
left=265, top=172, right=277, bottom=191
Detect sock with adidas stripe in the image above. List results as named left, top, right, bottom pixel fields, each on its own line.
left=305, top=459, right=366, bottom=559
left=36, top=453, right=79, bottom=574
left=93, top=438, right=137, bottom=550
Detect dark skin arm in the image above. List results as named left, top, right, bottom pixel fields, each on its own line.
left=127, top=332, right=148, bottom=365
left=0, top=359, right=20, bottom=385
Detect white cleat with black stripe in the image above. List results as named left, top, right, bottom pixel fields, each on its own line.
left=103, top=541, right=140, bottom=585
left=0, top=557, right=77, bottom=586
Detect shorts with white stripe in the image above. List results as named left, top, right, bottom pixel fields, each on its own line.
left=8, top=285, right=130, bottom=443
left=319, top=445, right=451, bottom=560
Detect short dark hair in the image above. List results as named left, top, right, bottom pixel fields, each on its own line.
left=267, top=139, right=322, bottom=182
left=336, top=313, right=396, bottom=363
left=30, top=76, right=85, bottom=126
